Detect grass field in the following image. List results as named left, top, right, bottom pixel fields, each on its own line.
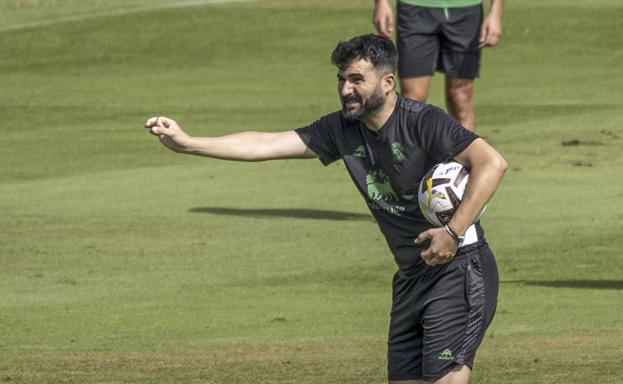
left=1, top=0, right=622, bottom=383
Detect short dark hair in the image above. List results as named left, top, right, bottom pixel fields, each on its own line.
left=331, top=34, right=397, bottom=74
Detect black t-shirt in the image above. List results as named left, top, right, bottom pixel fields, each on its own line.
left=295, top=96, right=483, bottom=276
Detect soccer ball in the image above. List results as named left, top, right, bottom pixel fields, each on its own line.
left=417, top=161, right=485, bottom=227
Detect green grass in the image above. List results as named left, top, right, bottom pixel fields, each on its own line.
left=1, top=0, right=622, bottom=383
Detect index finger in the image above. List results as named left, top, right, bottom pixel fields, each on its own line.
left=385, top=16, right=394, bottom=36
left=479, top=35, right=489, bottom=48
left=374, top=18, right=385, bottom=35
left=415, top=230, right=432, bottom=244
left=144, top=116, right=159, bottom=128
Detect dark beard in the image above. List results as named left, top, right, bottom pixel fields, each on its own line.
left=341, top=87, right=386, bottom=122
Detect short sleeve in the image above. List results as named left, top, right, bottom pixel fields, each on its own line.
left=295, top=112, right=343, bottom=166
left=415, top=107, right=479, bottom=162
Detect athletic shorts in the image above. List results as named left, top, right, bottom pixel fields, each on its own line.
left=387, top=241, right=498, bottom=381
left=396, top=2, right=483, bottom=79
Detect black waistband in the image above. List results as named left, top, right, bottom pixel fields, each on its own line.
left=455, top=239, right=488, bottom=257
left=396, top=239, right=489, bottom=279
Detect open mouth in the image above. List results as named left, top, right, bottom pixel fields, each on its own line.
left=343, top=97, right=361, bottom=108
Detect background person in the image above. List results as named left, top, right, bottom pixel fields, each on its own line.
left=373, top=0, right=504, bottom=131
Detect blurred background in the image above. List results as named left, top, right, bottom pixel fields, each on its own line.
left=0, top=1, right=621, bottom=383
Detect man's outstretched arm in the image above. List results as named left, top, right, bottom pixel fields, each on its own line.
left=144, top=116, right=318, bottom=161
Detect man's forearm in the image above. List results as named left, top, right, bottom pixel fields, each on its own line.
left=488, top=0, right=504, bottom=18
left=184, top=132, right=271, bottom=161
left=183, top=130, right=315, bottom=162
left=450, top=139, right=508, bottom=236
left=448, top=157, right=507, bottom=236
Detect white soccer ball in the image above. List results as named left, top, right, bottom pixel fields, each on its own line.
left=418, top=161, right=485, bottom=227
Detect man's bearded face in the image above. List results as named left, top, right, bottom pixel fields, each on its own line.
left=341, top=83, right=386, bottom=122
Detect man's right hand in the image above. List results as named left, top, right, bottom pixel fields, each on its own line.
left=415, top=227, right=459, bottom=266
left=144, top=116, right=192, bottom=154
left=373, top=0, right=394, bottom=38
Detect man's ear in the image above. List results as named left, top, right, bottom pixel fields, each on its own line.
left=382, top=72, right=396, bottom=95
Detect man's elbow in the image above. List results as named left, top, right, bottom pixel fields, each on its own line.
left=492, top=153, right=508, bottom=176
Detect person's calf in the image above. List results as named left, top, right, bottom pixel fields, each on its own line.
left=445, top=76, right=475, bottom=132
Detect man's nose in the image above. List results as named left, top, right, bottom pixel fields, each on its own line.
left=340, top=81, right=354, bottom=97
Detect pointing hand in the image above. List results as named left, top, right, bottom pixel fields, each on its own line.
left=144, top=116, right=192, bottom=153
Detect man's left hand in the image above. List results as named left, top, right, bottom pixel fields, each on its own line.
left=479, top=15, right=503, bottom=48
left=415, top=227, right=459, bottom=266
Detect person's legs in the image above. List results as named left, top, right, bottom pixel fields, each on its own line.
left=396, top=3, right=441, bottom=103
left=388, top=258, right=471, bottom=384
left=400, top=76, right=432, bottom=103
left=444, top=76, right=475, bottom=131
left=437, top=5, right=482, bottom=132
left=389, top=364, right=471, bottom=384
left=388, top=243, right=498, bottom=384
left=434, top=364, right=471, bottom=384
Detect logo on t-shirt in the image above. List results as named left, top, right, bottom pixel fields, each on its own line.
left=391, top=141, right=406, bottom=162
left=366, top=170, right=398, bottom=201
left=366, top=170, right=406, bottom=215
left=353, top=145, right=367, bottom=158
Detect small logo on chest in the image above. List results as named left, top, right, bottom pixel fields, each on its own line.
left=391, top=141, right=405, bottom=162
left=353, top=145, right=367, bottom=158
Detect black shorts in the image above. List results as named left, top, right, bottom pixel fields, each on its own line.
left=387, top=241, right=498, bottom=381
left=396, top=2, right=483, bottom=79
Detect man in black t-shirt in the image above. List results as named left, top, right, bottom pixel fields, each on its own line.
left=144, top=34, right=507, bottom=384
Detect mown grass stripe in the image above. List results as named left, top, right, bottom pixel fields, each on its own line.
left=0, top=0, right=252, bottom=33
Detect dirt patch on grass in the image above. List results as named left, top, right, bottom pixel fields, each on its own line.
left=1, top=340, right=386, bottom=383
left=561, top=139, right=603, bottom=147
left=570, top=160, right=594, bottom=167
